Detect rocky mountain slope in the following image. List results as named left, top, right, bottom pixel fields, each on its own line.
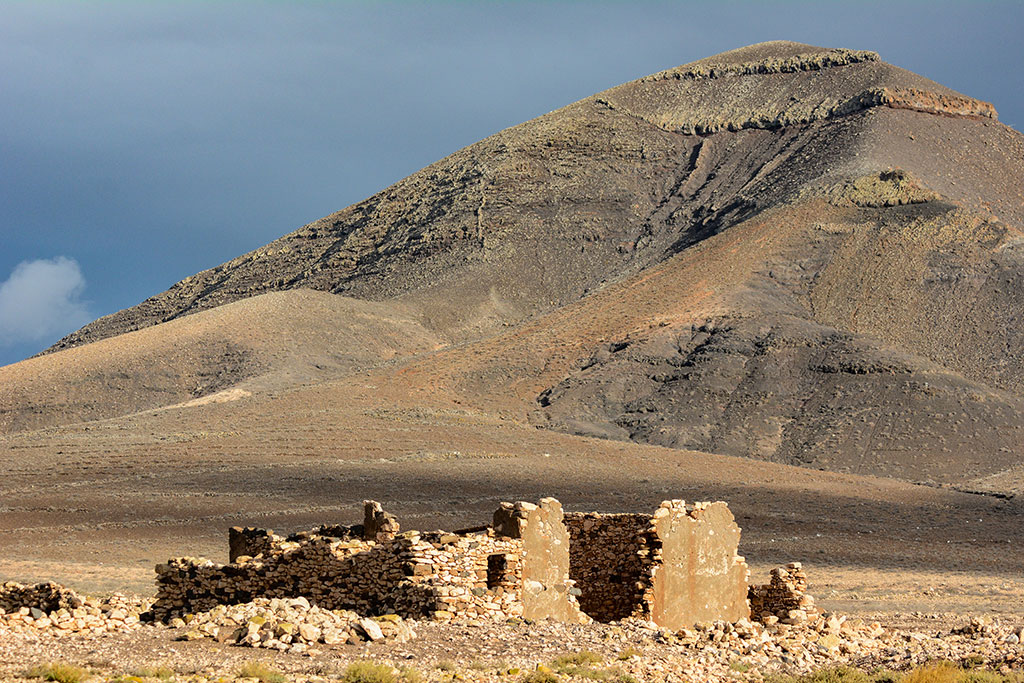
left=6, top=41, right=1024, bottom=492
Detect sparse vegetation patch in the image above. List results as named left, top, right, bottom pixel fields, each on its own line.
left=22, top=663, right=88, bottom=683
left=236, top=661, right=286, bottom=683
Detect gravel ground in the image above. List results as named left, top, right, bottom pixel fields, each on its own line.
left=2, top=605, right=1022, bottom=683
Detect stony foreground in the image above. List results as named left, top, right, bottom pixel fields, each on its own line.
left=2, top=590, right=1022, bottom=683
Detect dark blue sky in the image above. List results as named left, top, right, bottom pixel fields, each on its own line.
left=2, top=1, right=1022, bottom=367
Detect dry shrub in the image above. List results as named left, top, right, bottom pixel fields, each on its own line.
left=236, top=661, right=286, bottom=683
left=341, top=661, right=397, bottom=683
left=23, top=663, right=88, bottom=683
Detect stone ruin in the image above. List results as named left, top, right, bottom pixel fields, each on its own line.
left=748, top=562, right=820, bottom=625
left=562, top=501, right=750, bottom=629
left=0, top=581, right=83, bottom=614
left=154, top=497, right=808, bottom=629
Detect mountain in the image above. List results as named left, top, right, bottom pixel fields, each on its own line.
left=5, top=41, right=1024, bottom=494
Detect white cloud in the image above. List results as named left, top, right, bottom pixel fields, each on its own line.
left=0, top=257, right=92, bottom=346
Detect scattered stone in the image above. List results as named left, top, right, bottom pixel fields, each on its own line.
left=357, top=617, right=385, bottom=642
left=169, top=597, right=415, bottom=652
left=0, top=584, right=148, bottom=636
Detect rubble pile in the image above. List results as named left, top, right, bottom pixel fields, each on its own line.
left=171, top=597, right=415, bottom=653
left=639, top=613, right=1024, bottom=676
left=0, top=588, right=147, bottom=636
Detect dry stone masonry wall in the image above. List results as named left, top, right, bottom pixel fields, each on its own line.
left=0, top=581, right=83, bottom=613
left=563, top=501, right=750, bottom=629
left=154, top=514, right=525, bottom=622
left=563, top=512, right=653, bottom=622
left=228, top=527, right=282, bottom=563
left=748, top=562, right=821, bottom=626
left=154, top=497, right=800, bottom=630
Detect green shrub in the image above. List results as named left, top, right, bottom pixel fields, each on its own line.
left=961, top=658, right=987, bottom=672
left=764, top=663, right=1024, bottom=683
left=521, top=671, right=559, bottom=683
left=902, top=662, right=960, bottom=683
left=131, top=666, right=175, bottom=681
left=550, top=652, right=632, bottom=682
left=616, top=647, right=642, bottom=661
left=551, top=652, right=603, bottom=669
left=23, top=663, right=88, bottom=683
left=398, top=666, right=423, bottom=683
left=729, top=659, right=752, bottom=673
left=237, top=661, right=287, bottom=683
left=767, top=667, right=887, bottom=683
left=960, top=672, right=1010, bottom=683
left=341, top=661, right=397, bottom=683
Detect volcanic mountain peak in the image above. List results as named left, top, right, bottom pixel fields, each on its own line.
left=42, top=42, right=1005, bottom=357
left=8, top=42, right=1024, bottom=495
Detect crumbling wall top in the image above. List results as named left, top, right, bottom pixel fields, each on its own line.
left=363, top=500, right=399, bottom=541
left=493, top=501, right=536, bottom=539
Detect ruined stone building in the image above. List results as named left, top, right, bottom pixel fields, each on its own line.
left=154, top=497, right=805, bottom=629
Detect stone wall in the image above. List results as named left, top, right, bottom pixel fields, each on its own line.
left=154, top=525, right=525, bottom=622
left=520, top=498, right=588, bottom=624
left=646, top=501, right=750, bottom=629
left=227, top=501, right=402, bottom=564
left=229, top=527, right=283, bottom=563
left=564, top=501, right=750, bottom=628
left=748, top=562, right=820, bottom=625
left=563, top=512, right=652, bottom=622
left=0, top=581, right=84, bottom=613
left=154, top=497, right=755, bottom=629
